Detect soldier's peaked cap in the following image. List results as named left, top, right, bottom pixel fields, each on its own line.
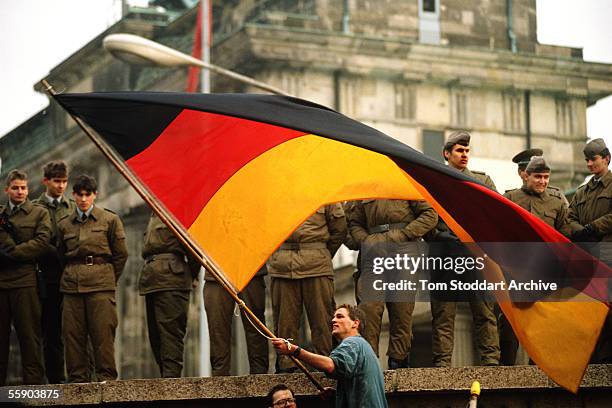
left=512, top=148, right=543, bottom=169
left=583, top=138, right=608, bottom=159
left=526, top=156, right=550, bottom=174
left=444, top=130, right=470, bottom=150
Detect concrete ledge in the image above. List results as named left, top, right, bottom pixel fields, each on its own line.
left=3, top=365, right=612, bottom=406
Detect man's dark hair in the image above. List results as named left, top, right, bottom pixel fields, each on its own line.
left=6, top=169, right=27, bottom=187
left=43, top=161, right=68, bottom=179
left=72, top=174, right=97, bottom=194
left=267, top=384, right=294, bottom=407
left=337, top=303, right=365, bottom=334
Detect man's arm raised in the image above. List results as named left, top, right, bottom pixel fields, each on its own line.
left=271, top=338, right=336, bottom=375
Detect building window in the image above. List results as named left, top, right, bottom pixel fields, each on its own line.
left=503, top=92, right=525, bottom=132
left=556, top=98, right=574, bottom=137
left=339, top=77, right=358, bottom=117
left=394, top=83, right=416, bottom=120
left=422, top=129, right=445, bottom=162
left=422, top=0, right=436, bottom=13
left=451, top=89, right=469, bottom=127
left=280, top=72, right=301, bottom=97
left=419, top=0, right=440, bottom=44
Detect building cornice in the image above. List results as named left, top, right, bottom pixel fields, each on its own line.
left=217, top=24, right=612, bottom=104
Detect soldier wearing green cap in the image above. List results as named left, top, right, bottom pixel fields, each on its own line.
left=509, top=148, right=568, bottom=205
left=429, top=130, right=500, bottom=367
left=568, top=138, right=612, bottom=362
left=500, top=156, right=573, bottom=364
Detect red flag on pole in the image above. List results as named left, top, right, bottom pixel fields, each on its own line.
left=186, top=1, right=203, bottom=92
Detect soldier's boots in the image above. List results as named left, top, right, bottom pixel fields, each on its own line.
left=388, top=354, right=410, bottom=370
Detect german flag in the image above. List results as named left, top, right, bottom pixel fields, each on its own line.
left=53, top=92, right=609, bottom=392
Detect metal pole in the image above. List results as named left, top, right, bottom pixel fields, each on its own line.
left=201, top=0, right=210, bottom=94
left=41, top=79, right=324, bottom=391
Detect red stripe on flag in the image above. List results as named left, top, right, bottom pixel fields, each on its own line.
left=126, top=109, right=306, bottom=227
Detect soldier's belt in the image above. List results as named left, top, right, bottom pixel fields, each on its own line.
left=279, top=242, right=328, bottom=250
left=66, top=256, right=110, bottom=266
left=368, top=222, right=408, bottom=234
left=145, top=252, right=186, bottom=263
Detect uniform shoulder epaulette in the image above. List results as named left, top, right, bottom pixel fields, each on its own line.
left=504, top=188, right=519, bottom=194
left=471, top=170, right=486, bottom=175
left=103, top=208, right=117, bottom=215
left=574, top=184, right=587, bottom=194
left=546, top=186, right=564, bottom=199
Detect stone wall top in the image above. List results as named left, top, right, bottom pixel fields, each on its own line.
left=5, top=364, right=611, bottom=407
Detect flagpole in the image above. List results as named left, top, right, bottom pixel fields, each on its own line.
left=41, top=79, right=325, bottom=391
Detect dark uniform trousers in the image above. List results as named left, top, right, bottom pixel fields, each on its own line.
left=204, top=276, right=268, bottom=376
left=430, top=168, right=500, bottom=367
left=0, top=287, right=44, bottom=385
left=62, top=291, right=118, bottom=382
left=497, top=306, right=519, bottom=365
left=359, top=301, right=414, bottom=361
left=145, top=291, right=189, bottom=378
left=431, top=301, right=499, bottom=366
left=272, top=276, right=335, bottom=370
left=354, top=264, right=415, bottom=360
left=41, top=283, right=64, bottom=383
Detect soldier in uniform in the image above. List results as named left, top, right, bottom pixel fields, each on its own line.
left=501, top=156, right=572, bottom=364
left=430, top=131, right=500, bottom=367
left=204, top=263, right=269, bottom=376
left=58, top=175, right=128, bottom=382
left=31, top=161, right=75, bottom=383
left=342, top=201, right=361, bottom=302
left=0, top=169, right=50, bottom=385
left=268, top=204, right=347, bottom=373
left=511, top=148, right=569, bottom=206
left=568, top=138, right=612, bottom=362
left=349, top=199, right=437, bottom=368
left=140, top=213, right=200, bottom=377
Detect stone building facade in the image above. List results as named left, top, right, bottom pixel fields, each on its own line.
left=2, top=0, right=611, bottom=381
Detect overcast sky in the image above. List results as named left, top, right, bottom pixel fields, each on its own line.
left=1, top=0, right=610, bottom=147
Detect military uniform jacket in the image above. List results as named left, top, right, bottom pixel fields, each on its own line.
left=0, top=199, right=52, bottom=289
left=349, top=199, right=438, bottom=245
left=504, top=187, right=572, bottom=237
left=434, top=167, right=496, bottom=237
left=58, top=206, right=128, bottom=293
left=31, top=193, right=76, bottom=284
left=267, top=203, right=347, bottom=279
left=140, top=213, right=200, bottom=294
left=342, top=201, right=360, bottom=251
left=461, top=167, right=498, bottom=192
left=568, top=171, right=612, bottom=242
